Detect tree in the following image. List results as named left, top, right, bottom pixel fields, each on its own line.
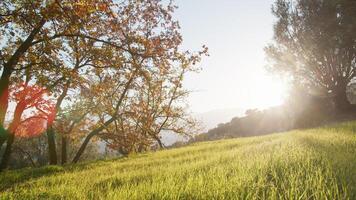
left=7, top=134, right=49, bottom=169
left=265, top=0, right=356, bottom=111
left=100, top=52, right=204, bottom=154
left=68, top=0, right=208, bottom=163
left=1, top=0, right=207, bottom=167
left=54, top=99, right=93, bottom=164
left=285, top=83, right=334, bottom=127
left=0, top=82, right=56, bottom=171
left=0, top=0, right=119, bottom=158
left=131, top=59, right=202, bottom=149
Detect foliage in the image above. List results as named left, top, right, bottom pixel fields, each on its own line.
left=8, top=83, right=56, bottom=137
left=0, top=0, right=207, bottom=168
left=265, top=0, right=356, bottom=110
left=0, top=121, right=355, bottom=199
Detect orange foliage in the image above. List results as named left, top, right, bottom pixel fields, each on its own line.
left=9, top=83, right=56, bottom=138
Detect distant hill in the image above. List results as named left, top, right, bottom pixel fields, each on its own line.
left=192, top=88, right=356, bottom=142
left=193, top=106, right=294, bottom=142
left=194, top=108, right=245, bottom=131
left=2, top=121, right=356, bottom=199
left=161, top=108, right=244, bottom=146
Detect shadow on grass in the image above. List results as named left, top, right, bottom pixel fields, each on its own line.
left=0, top=157, right=129, bottom=192
left=0, top=165, right=64, bottom=191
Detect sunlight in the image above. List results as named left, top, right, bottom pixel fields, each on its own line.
left=252, top=74, right=288, bottom=109
left=225, top=71, right=289, bottom=111
left=1, top=1, right=355, bottom=199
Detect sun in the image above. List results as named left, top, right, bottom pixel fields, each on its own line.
left=252, top=74, right=288, bottom=109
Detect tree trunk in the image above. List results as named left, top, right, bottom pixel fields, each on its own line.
left=0, top=67, right=11, bottom=127
left=0, top=134, right=15, bottom=171
left=47, top=126, right=57, bottom=165
left=61, top=135, right=67, bottom=165
left=0, top=19, right=46, bottom=151
left=0, top=101, right=26, bottom=171
left=72, top=69, right=137, bottom=163
left=0, top=127, right=9, bottom=148
left=71, top=131, right=97, bottom=163
left=72, top=117, right=116, bottom=163
left=154, top=136, right=165, bottom=149
left=0, top=69, right=11, bottom=152
left=0, top=138, right=6, bottom=149
left=0, top=19, right=45, bottom=99
left=333, top=83, right=352, bottom=112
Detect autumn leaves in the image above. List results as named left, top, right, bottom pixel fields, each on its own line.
left=0, top=0, right=207, bottom=170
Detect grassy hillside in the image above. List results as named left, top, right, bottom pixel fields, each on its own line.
left=1, top=122, right=356, bottom=200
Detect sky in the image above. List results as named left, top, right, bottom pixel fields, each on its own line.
left=173, top=0, right=288, bottom=113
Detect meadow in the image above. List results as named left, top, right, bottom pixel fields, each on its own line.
left=1, top=121, right=356, bottom=200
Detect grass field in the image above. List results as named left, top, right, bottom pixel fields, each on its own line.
left=1, top=121, right=356, bottom=199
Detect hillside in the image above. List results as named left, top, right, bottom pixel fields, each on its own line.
left=1, top=121, right=356, bottom=200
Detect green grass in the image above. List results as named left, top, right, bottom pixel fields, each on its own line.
left=1, top=121, right=356, bottom=200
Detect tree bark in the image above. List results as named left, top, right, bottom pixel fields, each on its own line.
left=0, top=20, right=46, bottom=151
left=156, top=138, right=165, bottom=149
left=0, top=69, right=11, bottom=152
left=47, top=80, right=70, bottom=166
left=0, top=99, right=26, bottom=170
left=0, top=134, right=15, bottom=171
left=151, top=134, right=165, bottom=149
left=47, top=126, right=57, bottom=165
left=0, top=19, right=45, bottom=101
left=0, top=67, right=11, bottom=127
left=72, top=117, right=116, bottom=163
left=0, top=127, right=9, bottom=148
left=72, top=67, right=138, bottom=163
left=0, top=138, right=6, bottom=149
left=61, top=135, right=67, bottom=165
left=333, top=82, right=352, bottom=112
left=71, top=132, right=96, bottom=164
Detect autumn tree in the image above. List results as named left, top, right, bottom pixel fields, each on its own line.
left=54, top=97, right=94, bottom=164
left=44, top=32, right=120, bottom=165
left=0, top=0, right=96, bottom=124
left=265, top=0, right=356, bottom=111
left=100, top=52, right=204, bottom=154
left=0, top=0, right=120, bottom=164
left=1, top=0, right=207, bottom=167
left=132, top=57, right=202, bottom=149
left=0, top=81, right=56, bottom=171
left=0, top=0, right=160, bottom=165
left=69, top=1, right=208, bottom=162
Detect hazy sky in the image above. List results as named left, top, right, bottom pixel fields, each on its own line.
left=174, top=0, right=288, bottom=113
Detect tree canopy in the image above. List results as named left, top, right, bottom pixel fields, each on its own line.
left=265, top=0, right=356, bottom=111
left=0, top=0, right=207, bottom=170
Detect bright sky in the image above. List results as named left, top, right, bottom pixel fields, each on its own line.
left=174, top=0, right=288, bottom=113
